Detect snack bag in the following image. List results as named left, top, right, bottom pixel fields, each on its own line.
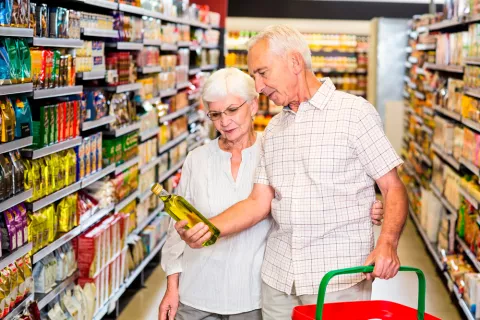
left=0, top=268, right=10, bottom=317
left=0, top=42, right=12, bottom=85
left=5, top=97, right=15, bottom=142
left=3, top=38, right=20, bottom=83
left=11, top=0, right=21, bottom=27
left=0, top=210, right=16, bottom=253
left=30, top=48, right=42, bottom=89
left=23, top=256, right=33, bottom=296
left=0, top=0, right=12, bottom=27
left=8, top=152, right=24, bottom=195
left=28, top=211, right=38, bottom=253
left=16, top=38, right=31, bottom=83
left=0, top=98, right=14, bottom=143
left=35, top=4, right=48, bottom=37
left=21, top=158, right=33, bottom=199
left=11, top=208, right=23, bottom=248
left=32, top=105, right=49, bottom=149
left=52, top=50, right=60, bottom=88
left=0, top=154, right=13, bottom=199
left=7, top=263, right=18, bottom=309
left=44, top=50, right=53, bottom=89
left=31, top=159, right=43, bottom=199
left=14, top=258, right=26, bottom=303
left=13, top=96, right=32, bottom=139
left=38, top=157, right=50, bottom=196
left=13, top=203, right=27, bottom=245
left=29, top=2, right=35, bottom=34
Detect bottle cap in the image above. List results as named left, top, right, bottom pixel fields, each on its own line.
left=151, top=183, right=163, bottom=195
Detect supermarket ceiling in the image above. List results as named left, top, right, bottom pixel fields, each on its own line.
left=227, top=0, right=442, bottom=20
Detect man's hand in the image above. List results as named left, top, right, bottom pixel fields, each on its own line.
left=363, top=240, right=400, bottom=280
left=370, top=200, right=383, bottom=226
left=175, top=221, right=211, bottom=249
left=158, top=287, right=179, bottom=320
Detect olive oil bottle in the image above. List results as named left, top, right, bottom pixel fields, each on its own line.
left=151, top=183, right=220, bottom=246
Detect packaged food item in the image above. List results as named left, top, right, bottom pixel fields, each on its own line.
left=32, top=105, right=49, bottom=148
left=43, top=50, right=53, bottom=89
left=23, top=256, right=32, bottom=296
left=0, top=42, right=11, bottom=85
left=35, top=4, right=48, bottom=37
left=0, top=268, right=10, bottom=317
left=38, top=157, right=50, bottom=196
left=8, top=152, right=24, bottom=195
left=49, top=7, right=67, bottom=39
left=16, top=38, right=31, bottom=83
left=31, top=159, right=42, bottom=200
left=52, top=50, right=60, bottom=88
left=0, top=210, right=16, bottom=252
left=22, top=158, right=32, bottom=198
left=3, top=38, right=20, bottom=83
left=0, top=98, right=15, bottom=143
left=29, top=2, right=36, bottom=34
left=13, top=204, right=27, bottom=244
left=14, top=97, right=32, bottom=139
left=0, top=155, right=13, bottom=199
left=10, top=208, right=23, bottom=248
left=7, top=263, right=18, bottom=309
left=30, top=48, right=41, bottom=89
left=0, top=0, right=12, bottom=27
left=14, top=258, right=26, bottom=303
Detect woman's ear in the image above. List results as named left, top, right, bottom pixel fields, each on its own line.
left=250, top=97, right=259, bottom=116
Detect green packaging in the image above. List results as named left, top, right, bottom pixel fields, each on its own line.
left=16, top=39, right=31, bottom=83
left=3, top=38, right=20, bottom=83
left=32, top=106, right=49, bottom=148
left=52, top=51, right=60, bottom=88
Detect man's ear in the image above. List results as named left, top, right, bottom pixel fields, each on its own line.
left=290, top=51, right=305, bottom=75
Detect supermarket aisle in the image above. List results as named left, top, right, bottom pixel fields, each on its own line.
left=118, top=219, right=461, bottom=320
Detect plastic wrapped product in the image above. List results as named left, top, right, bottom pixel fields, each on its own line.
left=0, top=43, right=12, bottom=85
left=13, top=97, right=32, bottom=139
left=3, top=38, right=20, bottom=84
left=7, top=152, right=23, bottom=195
left=7, top=263, right=18, bottom=309
left=0, top=268, right=11, bottom=317
left=16, top=38, right=31, bottom=83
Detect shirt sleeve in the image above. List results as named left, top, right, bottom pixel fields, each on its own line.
left=354, top=101, right=404, bottom=180
left=160, top=154, right=191, bottom=276
left=254, top=132, right=270, bottom=186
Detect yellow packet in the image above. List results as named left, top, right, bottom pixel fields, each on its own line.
left=23, top=257, right=33, bottom=296
left=37, top=209, right=48, bottom=250
left=31, top=159, right=44, bottom=199
left=57, top=151, right=66, bottom=189
left=22, top=159, right=33, bottom=200
left=68, top=149, right=77, bottom=185
left=46, top=203, right=55, bottom=243
left=68, top=193, right=78, bottom=229
left=57, top=199, right=70, bottom=233
left=28, top=211, right=38, bottom=253
left=0, top=269, right=10, bottom=317
left=14, top=259, right=25, bottom=303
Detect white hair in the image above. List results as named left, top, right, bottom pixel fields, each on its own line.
left=247, top=25, right=312, bottom=70
left=202, top=68, right=259, bottom=108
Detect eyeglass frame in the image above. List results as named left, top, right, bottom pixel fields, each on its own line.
left=206, top=100, right=249, bottom=121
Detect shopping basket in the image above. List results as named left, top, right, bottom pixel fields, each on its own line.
left=292, top=265, right=441, bottom=320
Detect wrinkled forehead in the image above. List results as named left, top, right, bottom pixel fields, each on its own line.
left=206, top=95, right=245, bottom=111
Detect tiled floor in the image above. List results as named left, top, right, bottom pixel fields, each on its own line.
left=117, top=219, right=461, bottom=320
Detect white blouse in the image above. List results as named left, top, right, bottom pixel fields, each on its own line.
left=161, top=133, right=272, bottom=314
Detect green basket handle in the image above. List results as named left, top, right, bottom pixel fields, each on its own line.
left=315, top=265, right=426, bottom=320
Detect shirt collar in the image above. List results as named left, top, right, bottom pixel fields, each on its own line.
left=282, top=77, right=336, bottom=113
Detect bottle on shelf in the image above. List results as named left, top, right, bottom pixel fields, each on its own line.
left=151, top=183, right=220, bottom=246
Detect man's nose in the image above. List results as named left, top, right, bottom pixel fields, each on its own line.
left=254, top=77, right=265, bottom=94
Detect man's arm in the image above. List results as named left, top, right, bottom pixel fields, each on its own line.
left=175, top=183, right=275, bottom=248
left=364, top=168, right=408, bottom=280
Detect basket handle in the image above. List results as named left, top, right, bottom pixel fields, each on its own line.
left=315, top=265, right=426, bottom=320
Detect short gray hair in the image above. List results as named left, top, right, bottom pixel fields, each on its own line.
left=248, top=25, right=312, bottom=70
left=202, top=68, right=259, bottom=108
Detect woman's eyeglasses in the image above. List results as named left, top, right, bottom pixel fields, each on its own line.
left=207, top=101, right=248, bottom=121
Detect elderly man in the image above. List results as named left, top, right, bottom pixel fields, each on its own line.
left=176, top=25, right=407, bottom=319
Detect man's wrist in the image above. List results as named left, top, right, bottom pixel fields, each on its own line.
left=378, top=234, right=399, bottom=247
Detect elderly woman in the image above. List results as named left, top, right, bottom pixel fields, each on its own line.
left=158, top=68, right=383, bottom=320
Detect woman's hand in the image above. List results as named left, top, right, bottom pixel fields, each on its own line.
left=158, top=287, right=179, bottom=320
left=371, top=200, right=384, bottom=226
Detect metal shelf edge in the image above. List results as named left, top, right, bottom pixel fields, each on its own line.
left=0, top=189, right=33, bottom=213
left=0, top=243, right=33, bottom=271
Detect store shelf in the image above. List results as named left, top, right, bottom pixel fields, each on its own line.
left=103, top=121, right=141, bottom=137
left=421, top=153, right=432, bottom=167
left=432, top=143, right=461, bottom=171
left=160, top=107, right=191, bottom=123
left=464, top=88, right=480, bottom=100
left=0, top=83, right=33, bottom=96
left=159, top=158, right=185, bottom=183
left=176, top=82, right=190, bottom=90
left=77, top=69, right=106, bottom=80
left=81, top=164, right=116, bottom=189
left=189, top=68, right=201, bottom=75
left=160, top=88, right=178, bottom=98
left=33, top=86, right=83, bottom=99
left=81, top=28, right=118, bottom=38
left=460, top=157, right=480, bottom=178
left=416, top=43, right=436, bottom=51
left=138, top=189, right=153, bottom=203
left=36, top=271, right=79, bottom=310
left=140, top=126, right=160, bottom=142
left=190, top=44, right=201, bottom=51
left=0, top=243, right=32, bottom=271
left=79, top=203, right=115, bottom=229
left=430, top=183, right=458, bottom=215
left=0, top=136, right=32, bottom=155
left=21, top=136, right=82, bottom=159
left=405, top=61, right=412, bottom=68
left=115, top=190, right=140, bottom=214
left=202, top=43, right=219, bottom=49
left=459, top=186, right=479, bottom=209
left=115, top=156, right=140, bottom=175
left=421, top=124, right=433, bottom=135
left=427, top=18, right=467, bottom=33
left=143, top=39, right=162, bottom=46
left=107, top=82, right=142, bottom=93
left=409, top=206, right=476, bottom=320
left=465, top=57, right=480, bottom=65
left=129, top=206, right=164, bottom=238
left=416, top=68, right=426, bottom=76
left=408, top=56, right=418, bottom=64
left=139, top=66, right=163, bottom=74
left=159, top=132, right=189, bottom=154
left=423, top=106, right=434, bottom=116
left=139, top=157, right=161, bottom=174
left=201, top=64, right=218, bottom=71
left=108, top=42, right=144, bottom=50
left=124, top=235, right=167, bottom=288
left=414, top=90, right=425, bottom=100
left=4, top=294, right=34, bottom=320
left=27, top=181, right=81, bottom=212
left=33, top=37, right=84, bottom=48
left=433, top=105, right=462, bottom=121
left=456, top=234, right=480, bottom=272
left=82, top=115, right=116, bottom=131
left=93, top=284, right=127, bottom=320
left=118, top=3, right=148, bottom=15
left=0, top=189, right=32, bottom=213
left=0, top=27, right=32, bottom=37
left=424, top=63, right=464, bottom=73
left=177, top=41, right=191, bottom=47
left=161, top=43, right=178, bottom=51
left=313, top=67, right=367, bottom=74
left=81, top=0, right=118, bottom=9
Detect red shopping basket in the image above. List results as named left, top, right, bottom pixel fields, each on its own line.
left=292, top=266, right=441, bottom=320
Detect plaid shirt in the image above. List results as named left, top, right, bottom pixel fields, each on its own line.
left=256, top=78, right=403, bottom=295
